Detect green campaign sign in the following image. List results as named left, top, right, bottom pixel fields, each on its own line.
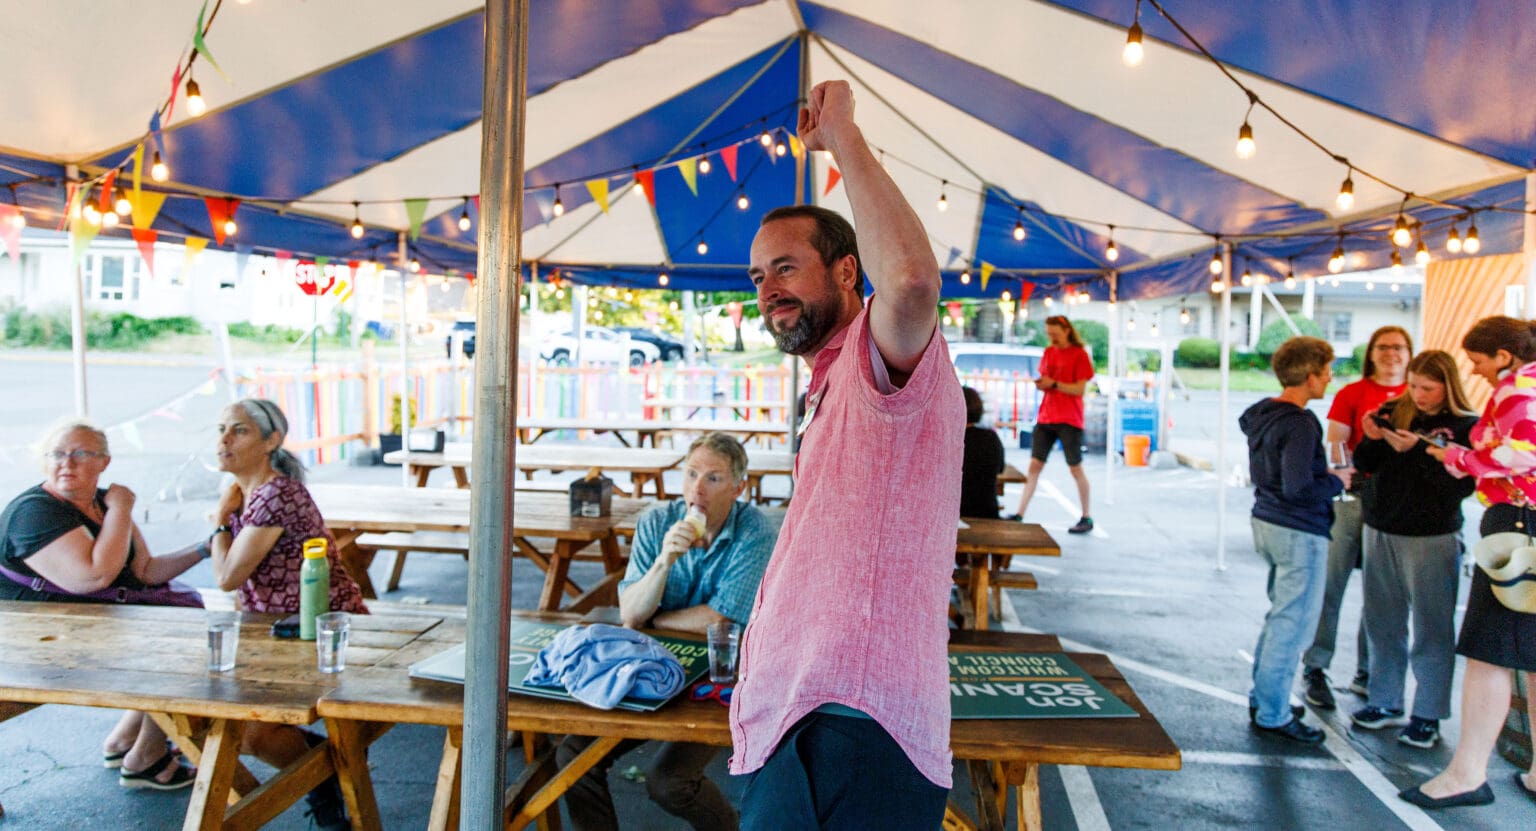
left=948, top=651, right=1138, bottom=720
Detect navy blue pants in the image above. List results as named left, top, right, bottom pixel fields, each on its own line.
left=738, top=713, right=948, bottom=831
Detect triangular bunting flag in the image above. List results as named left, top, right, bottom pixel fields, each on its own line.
left=191, top=1, right=229, bottom=81
left=347, top=259, right=360, bottom=280
left=274, top=249, right=293, bottom=272
left=62, top=183, right=80, bottom=232
left=234, top=244, right=253, bottom=279
left=788, top=135, right=805, bottom=161
left=585, top=179, right=610, bottom=214
left=315, top=256, right=331, bottom=293
left=98, top=171, right=117, bottom=213
left=472, top=195, right=480, bottom=212
left=634, top=170, right=656, bottom=207
left=979, top=262, right=995, bottom=293
left=167, top=64, right=183, bottom=123
left=333, top=279, right=352, bottom=303
left=1016, top=282, right=1035, bottom=302
left=0, top=207, right=21, bottom=261
left=70, top=216, right=99, bottom=268
left=129, top=190, right=167, bottom=230
left=404, top=198, right=429, bottom=241
left=946, top=247, right=962, bottom=269
left=148, top=112, right=165, bottom=158
left=131, top=144, right=145, bottom=194
left=720, top=144, right=739, bottom=181
left=132, top=228, right=158, bottom=277
left=204, top=197, right=240, bottom=245
left=530, top=189, right=554, bottom=225
left=824, top=166, right=842, bottom=197
left=184, top=236, right=209, bottom=274
left=677, top=159, right=698, bottom=196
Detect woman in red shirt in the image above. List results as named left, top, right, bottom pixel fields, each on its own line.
left=1013, top=315, right=1095, bottom=534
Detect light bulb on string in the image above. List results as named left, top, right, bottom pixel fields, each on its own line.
left=736, top=193, right=750, bottom=211
left=698, top=156, right=711, bottom=175
left=1390, top=249, right=1403, bottom=275
left=223, top=217, right=237, bottom=237
left=1446, top=225, right=1462, bottom=254
left=1365, top=281, right=1375, bottom=291
left=1179, top=307, right=1191, bottom=325
left=658, top=273, right=669, bottom=287
left=1330, top=277, right=1340, bottom=287
left=1208, top=244, right=1224, bottom=275
left=82, top=201, right=101, bottom=226
left=1284, top=258, right=1297, bottom=289
left=1391, top=283, right=1401, bottom=292
left=696, top=240, right=708, bottom=256
left=1104, top=225, right=1119, bottom=261
left=458, top=198, right=472, bottom=232
left=552, top=184, right=564, bottom=217
left=1210, top=276, right=1225, bottom=293
left=1042, top=295, right=1053, bottom=308
left=937, top=181, right=949, bottom=212
left=1328, top=239, right=1346, bottom=273
left=1235, top=121, right=1255, bottom=159
left=408, top=258, right=421, bottom=273
left=774, top=141, right=787, bottom=157
left=151, top=152, right=169, bottom=182
left=114, top=186, right=131, bottom=216
left=1126, top=316, right=1136, bottom=331
left=1150, top=320, right=1160, bottom=336
left=9, top=209, right=23, bottom=230
left=1414, top=236, right=1430, bottom=266
left=760, top=129, right=774, bottom=148
left=350, top=202, right=366, bottom=239
left=1336, top=170, right=1354, bottom=211
left=1240, top=267, right=1252, bottom=287
left=185, top=78, right=206, bottom=117
left=101, top=209, right=119, bottom=228
left=959, top=270, right=971, bottom=285
left=1464, top=217, right=1481, bottom=253
left=1001, top=290, right=1012, bottom=302
left=1392, top=212, right=1412, bottom=247
left=1123, top=22, right=1144, bottom=67
left=1013, top=207, right=1026, bottom=242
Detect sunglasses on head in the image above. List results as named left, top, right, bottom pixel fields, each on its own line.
left=689, top=681, right=733, bottom=706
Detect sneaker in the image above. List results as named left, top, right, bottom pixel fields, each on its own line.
left=304, top=780, right=350, bottom=831
left=1398, top=717, right=1441, bottom=749
left=1068, top=516, right=1094, bottom=534
left=1351, top=705, right=1409, bottom=730
left=1303, top=668, right=1336, bottom=710
left=1250, top=717, right=1325, bottom=745
left=1348, top=670, right=1370, bottom=696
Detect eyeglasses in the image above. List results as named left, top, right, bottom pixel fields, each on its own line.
left=689, top=681, right=733, bottom=706
left=1372, top=344, right=1410, bottom=352
left=45, top=450, right=106, bottom=464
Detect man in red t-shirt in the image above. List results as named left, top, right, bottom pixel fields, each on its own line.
left=1300, top=326, right=1411, bottom=711
left=1012, top=316, right=1096, bottom=533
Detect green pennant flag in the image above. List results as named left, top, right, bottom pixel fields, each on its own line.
left=405, top=199, right=429, bottom=241
left=191, top=0, right=229, bottom=81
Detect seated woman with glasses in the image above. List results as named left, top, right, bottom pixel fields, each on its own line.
left=0, top=421, right=205, bottom=790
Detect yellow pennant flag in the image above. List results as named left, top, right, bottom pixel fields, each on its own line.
left=332, top=278, right=353, bottom=304
left=677, top=158, right=698, bottom=196
left=130, top=190, right=167, bottom=230
left=70, top=214, right=100, bottom=268
left=184, top=236, right=209, bottom=274
left=131, top=144, right=145, bottom=194
left=979, top=261, right=995, bottom=293
left=585, top=179, right=610, bottom=213
left=788, top=135, right=805, bottom=161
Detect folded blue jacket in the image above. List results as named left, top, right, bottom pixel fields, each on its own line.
left=525, top=623, right=685, bottom=709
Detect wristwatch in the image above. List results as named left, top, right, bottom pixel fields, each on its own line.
left=207, top=525, right=231, bottom=556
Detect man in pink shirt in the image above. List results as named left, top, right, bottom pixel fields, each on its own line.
left=729, top=80, right=963, bottom=829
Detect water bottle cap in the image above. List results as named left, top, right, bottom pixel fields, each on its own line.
left=302, top=538, right=328, bottom=559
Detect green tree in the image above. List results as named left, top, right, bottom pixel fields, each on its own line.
left=1256, top=315, right=1325, bottom=356
left=1072, top=319, right=1109, bottom=367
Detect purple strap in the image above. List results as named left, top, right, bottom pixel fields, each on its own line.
left=0, top=560, right=202, bottom=607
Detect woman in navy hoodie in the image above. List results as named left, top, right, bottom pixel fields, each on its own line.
left=1239, top=337, right=1345, bottom=745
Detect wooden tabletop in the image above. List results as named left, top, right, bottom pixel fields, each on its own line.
left=385, top=444, right=685, bottom=475
left=518, top=417, right=789, bottom=436
left=310, top=485, right=651, bottom=542
left=957, top=519, right=1060, bottom=557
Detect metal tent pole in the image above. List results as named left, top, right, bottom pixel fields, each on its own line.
left=1216, top=245, right=1233, bottom=571
left=1104, top=275, right=1118, bottom=505
left=398, top=231, right=413, bottom=488
left=462, top=1, right=528, bottom=827
left=65, top=164, right=89, bottom=417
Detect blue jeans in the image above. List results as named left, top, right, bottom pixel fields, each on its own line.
left=1250, top=518, right=1329, bottom=728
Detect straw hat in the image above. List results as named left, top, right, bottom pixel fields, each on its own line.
left=1472, top=532, right=1536, bottom=614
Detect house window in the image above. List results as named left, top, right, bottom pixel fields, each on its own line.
left=92, top=255, right=138, bottom=301
left=1328, top=312, right=1352, bottom=342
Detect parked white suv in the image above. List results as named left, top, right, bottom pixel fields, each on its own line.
left=539, top=326, right=661, bottom=367
left=948, top=342, right=1045, bottom=432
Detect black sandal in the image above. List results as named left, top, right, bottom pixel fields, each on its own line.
left=119, top=751, right=196, bottom=791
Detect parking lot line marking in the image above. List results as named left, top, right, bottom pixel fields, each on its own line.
left=1058, top=766, right=1110, bottom=831
left=1182, top=750, right=1344, bottom=771
left=1036, top=478, right=1109, bottom=538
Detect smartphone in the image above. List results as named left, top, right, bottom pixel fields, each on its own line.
left=1370, top=412, right=1394, bottom=429
left=1414, top=432, right=1448, bottom=448
left=270, top=613, right=301, bottom=639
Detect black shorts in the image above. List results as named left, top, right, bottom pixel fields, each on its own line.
left=1031, top=423, right=1084, bottom=466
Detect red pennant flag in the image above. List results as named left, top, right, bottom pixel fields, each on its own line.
left=98, top=171, right=117, bottom=213
left=131, top=228, right=158, bottom=277
left=1016, top=282, right=1035, bottom=302
left=824, top=166, right=842, bottom=197
left=634, top=170, right=656, bottom=207
left=167, top=64, right=183, bottom=122
left=720, top=144, right=739, bottom=181
left=472, top=195, right=480, bottom=212
left=347, top=259, right=360, bottom=280
left=204, top=197, right=241, bottom=245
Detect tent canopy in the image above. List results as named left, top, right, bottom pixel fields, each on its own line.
left=4, top=0, right=1533, bottom=299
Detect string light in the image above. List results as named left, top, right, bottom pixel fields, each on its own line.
left=737, top=193, right=750, bottom=211
left=81, top=200, right=101, bottom=226
left=760, top=129, right=774, bottom=147
left=658, top=273, right=669, bottom=286
left=1210, top=275, right=1225, bottom=293
left=1013, top=207, right=1026, bottom=242
left=1414, top=235, right=1430, bottom=266
left=1284, top=258, right=1297, bottom=289
left=937, top=181, right=949, bottom=212
left=1328, top=237, right=1346, bottom=273
left=1330, top=277, right=1341, bottom=287
left=101, top=208, right=119, bottom=228
left=1239, top=266, right=1252, bottom=287
left=1445, top=224, right=1462, bottom=253
left=1208, top=240, right=1224, bottom=275
left=1336, top=170, right=1354, bottom=211
left=458, top=198, right=472, bottom=232
left=1390, top=249, right=1403, bottom=275
left=698, top=155, right=711, bottom=175
left=774, top=141, right=787, bottom=157
left=151, top=152, right=169, bottom=182
left=223, top=216, right=237, bottom=237
left=552, top=184, right=564, bottom=217
left=959, top=269, right=971, bottom=285
left=1122, top=0, right=1145, bottom=67
left=1235, top=120, right=1255, bottom=159
left=1463, top=216, right=1481, bottom=253
left=185, top=78, right=206, bottom=117
left=1391, top=282, right=1401, bottom=292
left=1043, top=294, right=1053, bottom=307
left=1365, top=280, right=1375, bottom=291
left=696, top=240, right=708, bottom=255
left=1179, top=307, right=1191, bottom=325
left=1126, top=316, right=1136, bottom=331
left=1001, top=290, right=1012, bottom=302
left=409, top=257, right=421, bottom=273
left=1391, top=211, right=1412, bottom=247
left=113, top=187, right=131, bottom=216
left=1150, top=320, right=1160, bottom=336
left=1104, top=225, right=1118, bottom=261
left=350, top=202, right=365, bottom=239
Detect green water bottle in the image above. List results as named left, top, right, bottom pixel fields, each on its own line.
left=299, top=538, right=330, bottom=641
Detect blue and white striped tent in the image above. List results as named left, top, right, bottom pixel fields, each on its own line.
left=4, top=0, right=1533, bottom=299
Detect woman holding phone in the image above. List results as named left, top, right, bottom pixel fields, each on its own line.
left=1349, top=351, right=1476, bottom=749
left=1402, top=317, right=1536, bottom=809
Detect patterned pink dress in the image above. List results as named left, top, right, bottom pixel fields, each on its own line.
left=228, top=477, right=368, bottom=615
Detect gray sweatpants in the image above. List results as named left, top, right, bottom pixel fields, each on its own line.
left=1304, top=496, right=1369, bottom=673
left=1361, top=525, right=1462, bottom=719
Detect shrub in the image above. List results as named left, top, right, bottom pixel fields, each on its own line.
left=1256, top=315, right=1326, bottom=356
left=1072, top=319, right=1108, bottom=367
left=1, top=308, right=202, bottom=349
left=1176, top=337, right=1221, bottom=368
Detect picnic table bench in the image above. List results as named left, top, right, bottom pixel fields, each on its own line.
left=515, top=417, right=789, bottom=448
left=384, top=444, right=685, bottom=498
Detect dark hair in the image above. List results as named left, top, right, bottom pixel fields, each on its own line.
left=1361, top=325, right=1414, bottom=380
left=1386, top=350, right=1476, bottom=429
left=1272, top=336, right=1334, bottom=387
left=1044, top=315, right=1084, bottom=347
left=234, top=398, right=306, bottom=483
left=962, top=387, right=984, bottom=424
left=761, top=205, right=864, bottom=295
left=1462, top=316, right=1536, bottom=363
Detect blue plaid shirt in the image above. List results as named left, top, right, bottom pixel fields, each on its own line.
left=619, top=499, right=776, bottom=625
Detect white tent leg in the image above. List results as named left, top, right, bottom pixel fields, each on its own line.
left=1104, top=288, right=1118, bottom=506
left=1216, top=246, right=1233, bottom=571
left=398, top=231, right=412, bottom=488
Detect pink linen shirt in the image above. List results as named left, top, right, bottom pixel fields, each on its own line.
left=728, top=301, right=965, bottom=788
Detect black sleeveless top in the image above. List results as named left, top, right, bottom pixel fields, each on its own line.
left=0, top=485, right=145, bottom=601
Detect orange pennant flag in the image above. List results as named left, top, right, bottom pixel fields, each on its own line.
left=204, top=197, right=240, bottom=245
left=824, top=166, right=842, bottom=197
left=677, top=158, right=698, bottom=196
left=720, top=144, right=739, bottom=181
left=634, top=170, right=656, bottom=207
left=585, top=179, right=610, bottom=214
left=132, top=228, right=158, bottom=277
left=130, top=190, right=167, bottom=230
left=979, top=261, right=995, bottom=293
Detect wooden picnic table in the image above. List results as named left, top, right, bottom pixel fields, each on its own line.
left=383, top=443, right=685, bottom=498
left=317, top=619, right=1178, bottom=831
left=0, top=601, right=445, bottom=831
left=310, top=485, right=650, bottom=612
left=956, top=519, right=1060, bottom=629
left=515, top=417, right=789, bottom=448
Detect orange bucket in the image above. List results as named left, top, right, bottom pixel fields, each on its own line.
left=1124, top=434, right=1151, bottom=466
